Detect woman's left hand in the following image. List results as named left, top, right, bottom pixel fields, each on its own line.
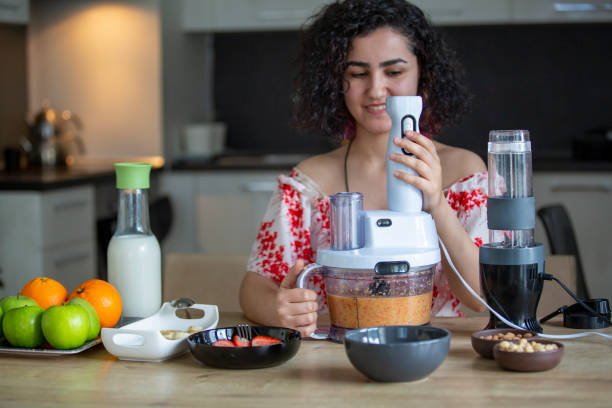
left=389, top=131, right=444, bottom=212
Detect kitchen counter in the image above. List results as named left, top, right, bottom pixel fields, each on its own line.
left=172, top=154, right=612, bottom=172
left=1, top=313, right=611, bottom=407
left=0, top=156, right=165, bottom=191
left=532, top=158, right=612, bottom=172
left=171, top=153, right=309, bottom=171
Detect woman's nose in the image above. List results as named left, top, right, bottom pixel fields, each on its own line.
left=368, top=72, right=388, bottom=99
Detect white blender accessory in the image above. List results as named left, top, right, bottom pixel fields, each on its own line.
left=297, top=96, right=440, bottom=340
left=386, top=95, right=423, bottom=213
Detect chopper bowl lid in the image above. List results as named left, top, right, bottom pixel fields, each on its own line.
left=316, top=246, right=440, bottom=270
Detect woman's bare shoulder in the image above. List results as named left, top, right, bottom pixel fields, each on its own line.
left=296, top=146, right=346, bottom=194
left=435, top=142, right=486, bottom=188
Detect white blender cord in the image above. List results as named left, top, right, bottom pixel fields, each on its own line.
left=438, top=238, right=612, bottom=340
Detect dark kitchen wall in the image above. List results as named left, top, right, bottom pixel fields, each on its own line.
left=0, top=23, right=28, bottom=153
left=439, top=23, right=612, bottom=159
left=214, top=23, right=612, bottom=159
left=214, top=31, right=334, bottom=155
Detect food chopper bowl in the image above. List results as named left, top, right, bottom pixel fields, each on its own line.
left=324, top=265, right=435, bottom=342
left=344, top=325, right=450, bottom=382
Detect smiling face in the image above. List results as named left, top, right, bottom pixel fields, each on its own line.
left=343, top=26, right=419, bottom=139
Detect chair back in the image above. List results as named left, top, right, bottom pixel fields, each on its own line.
left=163, top=253, right=248, bottom=313
left=537, top=204, right=589, bottom=299
left=538, top=255, right=578, bottom=318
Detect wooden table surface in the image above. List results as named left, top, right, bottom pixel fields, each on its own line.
left=1, top=313, right=611, bottom=407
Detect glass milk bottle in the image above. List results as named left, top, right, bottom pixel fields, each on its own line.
left=107, top=163, right=161, bottom=322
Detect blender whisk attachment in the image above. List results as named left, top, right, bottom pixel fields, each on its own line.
left=479, top=130, right=545, bottom=332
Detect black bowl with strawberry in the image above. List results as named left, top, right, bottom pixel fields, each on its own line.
left=187, top=326, right=301, bottom=369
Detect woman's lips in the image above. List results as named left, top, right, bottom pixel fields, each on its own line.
left=365, top=103, right=387, bottom=115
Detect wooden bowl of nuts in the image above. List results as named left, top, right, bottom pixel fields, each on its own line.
left=471, top=328, right=538, bottom=359
left=493, top=339, right=564, bottom=372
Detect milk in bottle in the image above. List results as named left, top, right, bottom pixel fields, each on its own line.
left=107, top=163, right=161, bottom=322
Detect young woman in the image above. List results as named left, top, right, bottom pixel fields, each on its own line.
left=240, top=0, right=488, bottom=336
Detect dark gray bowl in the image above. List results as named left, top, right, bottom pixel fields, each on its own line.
left=344, top=326, right=451, bottom=382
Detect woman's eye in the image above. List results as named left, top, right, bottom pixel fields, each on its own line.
left=387, top=70, right=403, bottom=77
left=349, top=72, right=367, bottom=78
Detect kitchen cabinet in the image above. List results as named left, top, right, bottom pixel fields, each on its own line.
left=0, top=185, right=96, bottom=297
left=181, top=0, right=511, bottom=30
left=533, top=172, right=612, bottom=299
left=160, top=170, right=284, bottom=255
left=181, top=0, right=612, bottom=31
left=416, top=0, right=612, bottom=24
left=181, top=0, right=329, bottom=32
left=412, top=0, right=512, bottom=25
left=0, top=0, right=28, bottom=24
left=512, top=0, right=612, bottom=24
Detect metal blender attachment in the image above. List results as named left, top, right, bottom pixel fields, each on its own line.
left=479, top=130, right=546, bottom=332
left=297, top=96, right=441, bottom=342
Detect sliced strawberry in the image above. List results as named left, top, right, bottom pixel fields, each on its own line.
left=251, top=335, right=282, bottom=347
left=212, top=339, right=235, bottom=347
left=233, top=335, right=251, bottom=347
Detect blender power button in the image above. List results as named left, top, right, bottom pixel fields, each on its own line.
left=376, top=218, right=392, bottom=227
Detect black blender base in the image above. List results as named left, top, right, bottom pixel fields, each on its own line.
left=485, top=315, right=542, bottom=333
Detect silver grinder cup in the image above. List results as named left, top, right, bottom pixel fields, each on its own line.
left=329, top=192, right=364, bottom=250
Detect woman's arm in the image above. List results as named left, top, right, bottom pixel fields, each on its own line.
left=240, top=260, right=319, bottom=337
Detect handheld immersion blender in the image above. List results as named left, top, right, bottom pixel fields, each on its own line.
left=386, top=96, right=424, bottom=213
left=479, top=130, right=545, bottom=332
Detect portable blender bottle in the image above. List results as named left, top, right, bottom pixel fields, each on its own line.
left=297, top=96, right=440, bottom=342
left=479, top=130, right=545, bottom=332
left=108, top=163, right=162, bottom=322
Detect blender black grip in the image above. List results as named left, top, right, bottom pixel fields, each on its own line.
left=400, top=114, right=416, bottom=156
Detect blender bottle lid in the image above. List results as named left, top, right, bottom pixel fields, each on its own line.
left=114, top=163, right=152, bottom=189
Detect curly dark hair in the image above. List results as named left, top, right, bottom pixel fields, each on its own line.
left=293, top=0, right=471, bottom=141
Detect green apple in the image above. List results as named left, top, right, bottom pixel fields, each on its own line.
left=0, top=295, right=39, bottom=312
left=0, top=295, right=38, bottom=338
left=67, top=298, right=100, bottom=341
left=42, top=304, right=89, bottom=350
left=2, top=305, right=45, bottom=348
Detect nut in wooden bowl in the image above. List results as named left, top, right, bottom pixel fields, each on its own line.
left=493, top=339, right=564, bottom=372
left=471, top=328, right=538, bottom=359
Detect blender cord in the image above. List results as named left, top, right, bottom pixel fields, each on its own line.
left=438, top=238, right=612, bottom=340
left=542, top=274, right=612, bottom=325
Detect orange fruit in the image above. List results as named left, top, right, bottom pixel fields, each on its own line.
left=68, top=279, right=122, bottom=328
left=20, top=277, right=68, bottom=310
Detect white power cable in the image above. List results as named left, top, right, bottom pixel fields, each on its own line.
left=438, top=238, right=612, bottom=340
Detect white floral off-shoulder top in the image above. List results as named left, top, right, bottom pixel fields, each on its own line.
left=247, top=168, right=488, bottom=317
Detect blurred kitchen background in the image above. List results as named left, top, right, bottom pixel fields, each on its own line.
left=0, top=1, right=610, bottom=300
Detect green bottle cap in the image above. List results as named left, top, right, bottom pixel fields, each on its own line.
left=114, top=163, right=152, bottom=189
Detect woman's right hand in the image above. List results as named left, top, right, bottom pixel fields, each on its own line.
left=277, top=259, right=318, bottom=337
